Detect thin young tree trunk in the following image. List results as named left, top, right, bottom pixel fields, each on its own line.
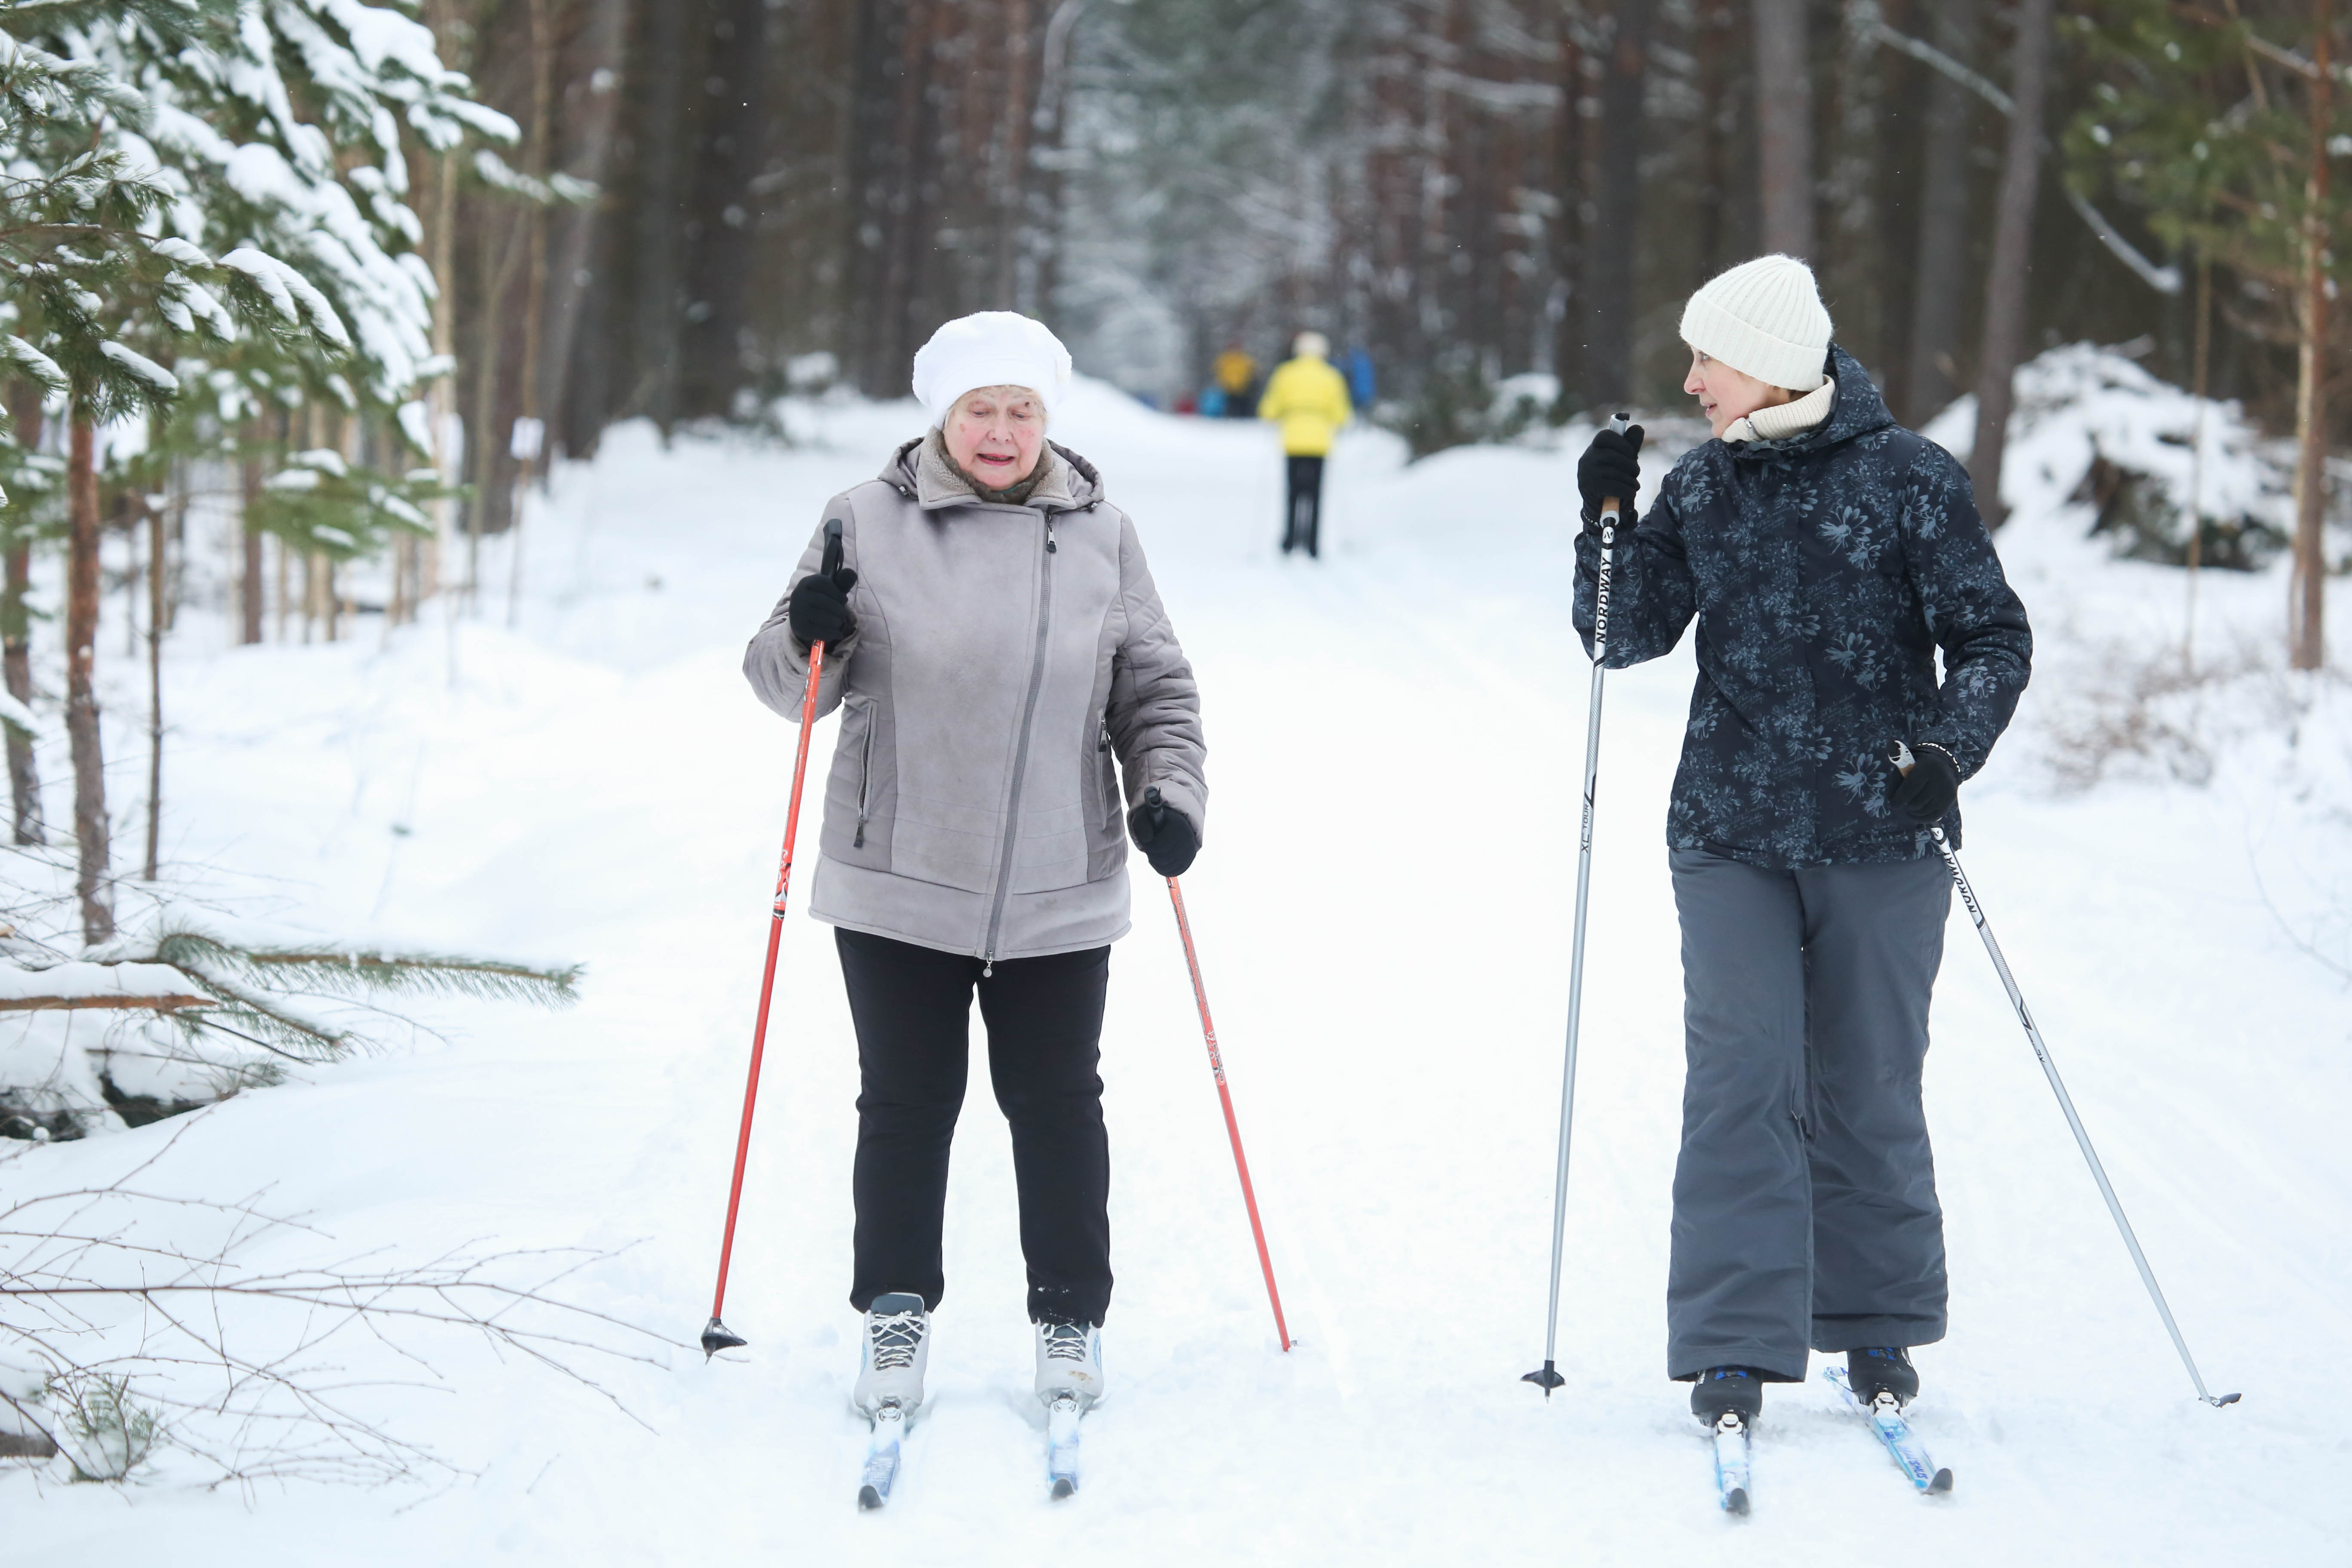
left=1581, top=0, right=1650, bottom=410
left=6, top=383, right=44, bottom=845
left=144, top=494, right=162, bottom=881
left=64, top=412, right=112, bottom=945
left=1966, top=0, right=2056, bottom=529
left=239, top=433, right=264, bottom=645
left=1754, top=0, right=1815, bottom=260
left=1902, top=0, right=1981, bottom=424
left=2186, top=253, right=2211, bottom=672
left=2290, top=0, right=2333, bottom=672
left=509, top=0, right=557, bottom=630
left=429, top=146, right=458, bottom=603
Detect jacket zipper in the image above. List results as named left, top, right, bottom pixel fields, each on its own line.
left=983, top=515, right=1057, bottom=974
left=852, top=701, right=877, bottom=848
left=1099, top=720, right=1118, bottom=827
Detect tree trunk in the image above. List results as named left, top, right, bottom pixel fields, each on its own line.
left=64, top=413, right=111, bottom=946
left=239, top=447, right=265, bottom=646
left=2185, top=251, right=2211, bottom=673
left=2291, top=0, right=2333, bottom=672
left=1754, top=0, right=1815, bottom=260
left=1966, top=0, right=2055, bottom=529
left=1901, top=0, right=1981, bottom=425
left=1580, top=0, right=1650, bottom=410
left=144, top=494, right=163, bottom=882
left=1550, top=21, right=1586, bottom=404
left=542, top=0, right=630, bottom=459
left=992, top=0, right=1036, bottom=307
left=5, top=383, right=43, bottom=845
left=627, top=0, right=697, bottom=424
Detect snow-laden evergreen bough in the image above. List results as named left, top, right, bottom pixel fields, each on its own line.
left=2, top=910, right=579, bottom=1085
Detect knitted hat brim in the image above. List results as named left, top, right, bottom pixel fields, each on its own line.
left=1680, top=294, right=1828, bottom=393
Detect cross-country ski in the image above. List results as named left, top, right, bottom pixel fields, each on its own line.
left=1709, top=1413, right=1752, bottom=1516
left=857, top=1405, right=908, bottom=1512
left=1045, top=1396, right=1083, bottom=1501
left=1826, top=1367, right=1952, bottom=1497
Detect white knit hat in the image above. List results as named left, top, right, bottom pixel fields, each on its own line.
left=911, top=312, right=1074, bottom=426
left=1679, top=255, right=1833, bottom=392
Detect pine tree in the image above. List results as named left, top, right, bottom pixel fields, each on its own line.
left=2065, top=1, right=2351, bottom=667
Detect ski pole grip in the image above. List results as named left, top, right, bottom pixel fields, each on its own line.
left=820, top=516, right=844, bottom=581
left=1888, top=739, right=1916, bottom=777
left=1599, top=410, right=1632, bottom=525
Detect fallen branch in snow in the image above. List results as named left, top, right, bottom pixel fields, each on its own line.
left=0, top=1126, right=673, bottom=1488
left=2, top=916, right=581, bottom=1072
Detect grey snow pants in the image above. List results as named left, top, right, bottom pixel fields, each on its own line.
left=1666, top=846, right=1952, bottom=1382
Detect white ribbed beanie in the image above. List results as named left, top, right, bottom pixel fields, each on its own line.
left=1679, top=254, right=1833, bottom=392
left=911, top=312, right=1074, bottom=426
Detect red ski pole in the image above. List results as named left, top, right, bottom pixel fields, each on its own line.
left=703, top=520, right=843, bottom=1359
left=1158, top=818, right=1291, bottom=1353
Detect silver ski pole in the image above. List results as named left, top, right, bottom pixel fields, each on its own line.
left=1891, top=742, right=2239, bottom=1408
left=1526, top=411, right=1630, bottom=1396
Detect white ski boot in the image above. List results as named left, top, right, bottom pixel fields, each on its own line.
left=854, top=1293, right=931, bottom=1417
left=1033, top=1319, right=1106, bottom=1411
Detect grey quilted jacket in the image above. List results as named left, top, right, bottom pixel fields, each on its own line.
left=744, top=435, right=1206, bottom=962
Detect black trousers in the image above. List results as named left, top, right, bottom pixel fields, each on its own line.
left=1283, top=455, right=1326, bottom=557
left=837, top=928, right=1113, bottom=1325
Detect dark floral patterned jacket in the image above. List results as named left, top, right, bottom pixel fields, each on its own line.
left=1572, top=345, right=2032, bottom=869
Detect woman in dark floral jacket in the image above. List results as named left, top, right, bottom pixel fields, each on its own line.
left=1571, top=254, right=2032, bottom=1432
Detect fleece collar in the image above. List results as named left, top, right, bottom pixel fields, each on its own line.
left=884, top=434, right=1102, bottom=512
left=1724, top=378, right=1836, bottom=444
left=1722, top=343, right=1896, bottom=460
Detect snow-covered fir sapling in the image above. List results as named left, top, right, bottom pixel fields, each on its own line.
left=0, top=0, right=519, bottom=946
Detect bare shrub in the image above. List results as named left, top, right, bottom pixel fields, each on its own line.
left=1, top=1125, right=671, bottom=1488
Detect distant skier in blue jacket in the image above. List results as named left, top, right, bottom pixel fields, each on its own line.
left=1571, top=254, right=2033, bottom=1432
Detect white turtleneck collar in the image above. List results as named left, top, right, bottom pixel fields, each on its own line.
left=1723, top=377, right=1836, bottom=444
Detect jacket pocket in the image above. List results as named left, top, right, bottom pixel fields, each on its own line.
left=1096, top=720, right=1120, bottom=830
left=852, top=697, right=879, bottom=848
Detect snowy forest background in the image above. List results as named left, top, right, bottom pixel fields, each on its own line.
left=0, top=0, right=2347, bottom=1548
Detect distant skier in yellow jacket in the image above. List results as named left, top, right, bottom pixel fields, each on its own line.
left=1257, top=331, right=1352, bottom=557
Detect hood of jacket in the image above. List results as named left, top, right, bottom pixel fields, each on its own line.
left=1724, top=344, right=1893, bottom=462
left=879, top=436, right=1107, bottom=512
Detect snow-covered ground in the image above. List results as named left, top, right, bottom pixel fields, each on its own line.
left=4, top=367, right=2348, bottom=1562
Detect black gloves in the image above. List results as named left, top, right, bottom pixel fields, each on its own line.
left=1888, top=741, right=1960, bottom=824
left=1128, top=786, right=1199, bottom=879
left=1576, top=423, right=1645, bottom=533
left=787, top=560, right=859, bottom=648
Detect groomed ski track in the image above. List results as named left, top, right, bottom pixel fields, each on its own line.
left=3, top=380, right=2342, bottom=1564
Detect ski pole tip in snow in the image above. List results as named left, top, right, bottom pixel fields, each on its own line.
left=700, top=1317, right=747, bottom=1359
left=2207, top=1391, right=2242, bottom=1407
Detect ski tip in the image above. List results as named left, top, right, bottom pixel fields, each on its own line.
left=1522, top=1364, right=1567, bottom=1392
left=1929, top=1467, right=1954, bottom=1495
left=1050, top=1476, right=1077, bottom=1501
left=699, top=1317, right=747, bottom=1358
left=858, top=1483, right=885, bottom=1512
left=1724, top=1486, right=1749, bottom=1516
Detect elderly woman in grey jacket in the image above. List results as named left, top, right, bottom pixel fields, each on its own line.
left=743, top=312, right=1206, bottom=1433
